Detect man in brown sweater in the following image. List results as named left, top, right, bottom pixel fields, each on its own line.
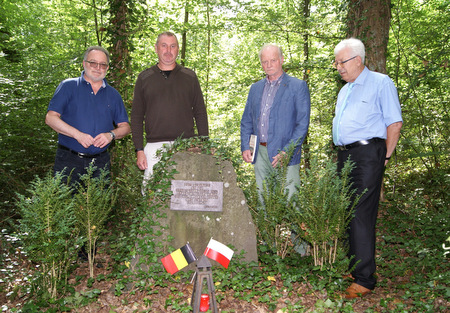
left=131, top=31, right=209, bottom=187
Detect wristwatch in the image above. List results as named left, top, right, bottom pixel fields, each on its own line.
left=109, top=131, right=116, bottom=140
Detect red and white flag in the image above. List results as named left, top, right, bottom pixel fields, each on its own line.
left=203, top=238, right=234, bottom=268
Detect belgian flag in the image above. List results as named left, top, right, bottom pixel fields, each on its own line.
left=161, top=243, right=197, bottom=274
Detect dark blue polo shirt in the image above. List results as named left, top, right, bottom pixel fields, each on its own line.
left=48, top=71, right=129, bottom=154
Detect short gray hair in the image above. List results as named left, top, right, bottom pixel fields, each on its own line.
left=259, top=44, right=283, bottom=62
left=84, top=46, right=110, bottom=64
left=156, top=31, right=179, bottom=47
left=334, top=38, right=365, bottom=64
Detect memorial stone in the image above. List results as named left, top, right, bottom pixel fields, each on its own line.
left=168, top=152, right=257, bottom=264
left=132, top=151, right=258, bottom=271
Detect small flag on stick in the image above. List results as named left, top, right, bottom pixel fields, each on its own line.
left=161, top=242, right=197, bottom=275
left=204, top=238, right=234, bottom=268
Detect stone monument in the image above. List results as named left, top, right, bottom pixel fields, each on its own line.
left=131, top=151, right=258, bottom=272
left=163, top=151, right=258, bottom=266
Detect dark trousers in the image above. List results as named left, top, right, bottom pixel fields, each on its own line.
left=53, top=148, right=110, bottom=188
left=337, top=140, right=386, bottom=290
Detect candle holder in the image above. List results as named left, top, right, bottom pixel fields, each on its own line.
left=191, top=255, right=218, bottom=313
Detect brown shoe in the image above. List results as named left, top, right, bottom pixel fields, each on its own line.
left=344, top=283, right=371, bottom=299
left=342, top=273, right=354, bottom=280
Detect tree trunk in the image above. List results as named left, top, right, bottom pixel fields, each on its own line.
left=108, top=0, right=132, bottom=106
left=302, top=0, right=311, bottom=169
left=204, top=0, right=211, bottom=109
left=347, top=0, right=391, bottom=74
left=347, top=0, right=392, bottom=201
left=180, top=3, right=189, bottom=67
left=92, top=0, right=102, bottom=46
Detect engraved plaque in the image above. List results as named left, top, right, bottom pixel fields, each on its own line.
left=170, top=180, right=223, bottom=212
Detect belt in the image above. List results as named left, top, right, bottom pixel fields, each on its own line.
left=260, top=142, right=267, bottom=147
left=337, top=137, right=385, bottom=151
left=58, top=144, right=107, bottom=158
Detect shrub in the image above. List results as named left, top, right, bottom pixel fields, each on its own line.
left=16, top=171, right=80, bottom=299
left=73, top=162, right=116, bottom=278
left=253, top=142, right=299, bottom=258
left=294, top=155, right=362, bottom=269
left=251, top=144, right=362, bottom=268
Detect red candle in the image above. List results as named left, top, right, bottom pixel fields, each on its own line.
left=200, top=293, right=210, bottom=312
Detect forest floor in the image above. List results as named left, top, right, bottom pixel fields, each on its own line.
left=0, top=249, right=419, bottom=312
left=1, top=208, right=449, bottom=312
left=63, top=259, right=413, bottom=312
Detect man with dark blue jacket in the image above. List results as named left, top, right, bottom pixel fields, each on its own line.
left=240, top=44, right=311, bottom=201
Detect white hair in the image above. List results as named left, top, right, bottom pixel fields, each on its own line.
left=334, top=38, right=365, bottom=63
left=259, top=44, right=283, bottom=62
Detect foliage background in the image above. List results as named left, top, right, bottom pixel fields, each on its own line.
left=0, top=0, right=448, bottom=310
left=1, top=0, right=448, bottom=217
left=1, top=0, right=448, bottom=254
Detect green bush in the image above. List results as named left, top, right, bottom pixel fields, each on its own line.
left=73, top=162, right=116, bottom=278
left=16, top=171, right=80, bottom=299
left=294, top=155, right=362, bottom=269
left=252, top=144, right=362, bottom=268
left=255, top=144, right=298, bottom=259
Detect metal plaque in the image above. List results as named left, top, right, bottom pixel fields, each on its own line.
left=170, top=180, right=223, bottom=212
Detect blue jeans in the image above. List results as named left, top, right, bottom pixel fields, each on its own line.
left=53, top=148, right=110, bottom=187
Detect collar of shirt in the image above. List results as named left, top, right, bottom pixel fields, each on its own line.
left=81, top=71, right=107, bottom=89
left=352, top=66, right=368, bottom=87
left=265, top=71, right=285, bottom=86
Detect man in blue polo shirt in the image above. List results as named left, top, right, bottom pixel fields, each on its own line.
left=332, top=38, right=402, bottom=299
left=46, top=46, right=130, bottom=186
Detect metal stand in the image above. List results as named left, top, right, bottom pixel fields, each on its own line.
left=191, top=255, right=218, bottom=313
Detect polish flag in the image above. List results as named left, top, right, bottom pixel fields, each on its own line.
left=203, top=238, right=234, bottom=268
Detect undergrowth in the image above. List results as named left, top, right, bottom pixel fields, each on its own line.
left=0, top=138, right=448, bottom=312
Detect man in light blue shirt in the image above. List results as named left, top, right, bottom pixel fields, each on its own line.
left=332, top=38, right=402, bottom=299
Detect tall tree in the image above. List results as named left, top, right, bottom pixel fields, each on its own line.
left=204, top=0, right=211, bottom=108
left=180, top=2, right=189, bottom=67
left=347, top=0, right=391, bottom=73
left=302, top=0, right=311, bottom=168
left=108, top=0, right=133, bottom=106
left=346, top=0, right=393, bottom=200
left=388, top=0, right=449, bottom=172
left=91, top=0, right=105, bottom=46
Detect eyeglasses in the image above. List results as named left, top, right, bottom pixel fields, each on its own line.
left=85, top=60, right=109, bottom=70
left=333, top=56, right=357, bottom=69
